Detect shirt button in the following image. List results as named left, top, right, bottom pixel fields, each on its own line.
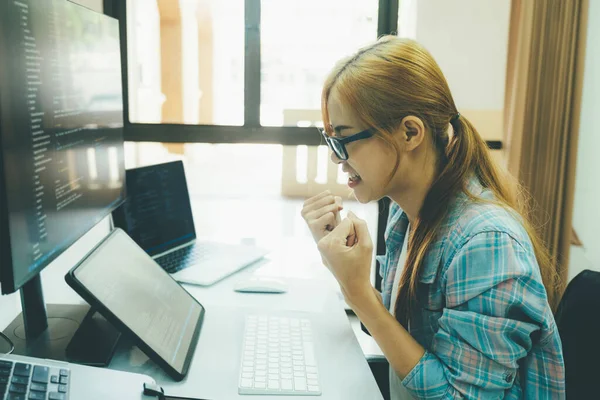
left=504, top=373, right=513, bottom=383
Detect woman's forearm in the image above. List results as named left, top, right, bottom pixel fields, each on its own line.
left=351, top=289, right=425, bottom=379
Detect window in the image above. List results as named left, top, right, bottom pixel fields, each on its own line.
left=126, top=0, right=244, bottom=126
left=107, top=0, right=400, bottom=144
left=260, top=0, right=378, bottom=127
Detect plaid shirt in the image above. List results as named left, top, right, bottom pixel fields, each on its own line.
left=377, top=183, right=565, bottom=399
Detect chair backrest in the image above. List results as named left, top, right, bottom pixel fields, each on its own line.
left=554, top=269, right=600, bottom=399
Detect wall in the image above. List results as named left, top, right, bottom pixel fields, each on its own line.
left=406, top=0, right=511, bottom=144
left=0, top=0, right=106, bottom=330
left=569, top=0, right=600, bottom=282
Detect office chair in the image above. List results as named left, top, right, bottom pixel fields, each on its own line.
left=554, top=269, right=600, bottom=399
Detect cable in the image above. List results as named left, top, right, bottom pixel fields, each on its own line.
left=0, top=331, right=14, bottom=355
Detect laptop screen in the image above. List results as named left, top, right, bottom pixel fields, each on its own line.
left=112, top=161, right=196, bottom=256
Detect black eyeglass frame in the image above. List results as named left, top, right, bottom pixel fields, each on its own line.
left=318, top=127, right=374, bottom=161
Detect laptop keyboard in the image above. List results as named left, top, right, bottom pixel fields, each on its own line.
left=0, top=359, right=70, bottom=400
left=156, top=246, right=210, bottom=273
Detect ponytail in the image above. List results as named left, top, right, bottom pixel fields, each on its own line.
left=395, top=115, right=558, bottom=326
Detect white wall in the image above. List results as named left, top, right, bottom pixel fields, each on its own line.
left=414, top=0, right=510, bottom=110
left=570, top=0, right=600, bottom=281
left=400, top=0, right=510, bottom=145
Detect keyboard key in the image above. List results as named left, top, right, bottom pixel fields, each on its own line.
left=0, top=368, right=12, bottom=377
left=32, top=366, right=49, bottom=384
left=303, top=343, right=317, bottom=366
left=308, top=385, right=321, bottom=393
left=7, top=393, right=26, bottom=400
left=281, top=379, right=293, bottom=390
left=59, top=375, right=68, bottom=385
left=58, top=384, right=68, bottom=393
left=11, top=376, right=29, bottom=385
left=49, top=393, right=66, bottom=400
left=268, top=380, right=279, bottom=390
left=28, top=392, right=46, bottom=400
left=29, top=383, right=47, bottom=393
left=9, top=383, right=27, bottom=394
left=1, top=376, right=9, bottom=384
left=240, top=378, right=253, bottom=388
left=254, top=382, right=266, bottom=389
left=59, top=369, right=69, bottom=378
left=50, top=376, right=59, bottom=384
left=294, top=377, right=307, bottom=391
left=13, top=364, right=32, bottom=378
left=307, top=379, right=319, bottom=386
left=0, top=361, right=13, bottom=369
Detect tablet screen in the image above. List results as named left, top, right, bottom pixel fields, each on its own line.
left=71, top=229, right=203, bottom=376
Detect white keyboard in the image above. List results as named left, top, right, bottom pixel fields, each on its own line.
left=238, top=315, right=321, bottom=396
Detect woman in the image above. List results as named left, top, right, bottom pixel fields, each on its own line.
left=301, top=36, right=565, bottom=399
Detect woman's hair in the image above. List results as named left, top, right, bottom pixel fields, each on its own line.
left=321, top=36, right=558, bottom=326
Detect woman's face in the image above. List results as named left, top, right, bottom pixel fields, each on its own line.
left=326, top=88, right=431, bottom=204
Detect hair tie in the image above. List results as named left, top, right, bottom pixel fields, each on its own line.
left=450, top=113, right=461, bottom=124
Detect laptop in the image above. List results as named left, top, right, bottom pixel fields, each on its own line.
left=0, top=353, right=154, bottom=400
left=111, top=161, right=268, bottom=286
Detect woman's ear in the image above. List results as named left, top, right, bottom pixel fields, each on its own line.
left=398, top=116, right=426, bottom=151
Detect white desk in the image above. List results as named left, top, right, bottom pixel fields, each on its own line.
left=108, top=269, right=383, bottom=399
left=0, top=197, right=384, bottom=399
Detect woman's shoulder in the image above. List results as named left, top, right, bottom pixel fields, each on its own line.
left=444, top=189, right=533, bottom=252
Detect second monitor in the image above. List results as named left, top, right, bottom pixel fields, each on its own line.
left=111, top=161, right=268, bottom=286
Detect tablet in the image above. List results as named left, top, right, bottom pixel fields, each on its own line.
left=65, top=228, right=205, bottom=381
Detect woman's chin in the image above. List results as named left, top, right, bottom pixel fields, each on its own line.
left=351, top=188, right=372, bottom=204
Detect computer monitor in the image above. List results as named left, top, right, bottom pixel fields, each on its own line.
left=0, top=0, right=125, bottom=361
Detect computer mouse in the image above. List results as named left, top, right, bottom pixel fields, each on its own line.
left=233, top=278, right=288, bottom=294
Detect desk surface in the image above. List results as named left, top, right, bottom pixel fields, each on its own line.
left=109, top=273, right=382, bottom=399
left=0, top=197, right=384, bottom=399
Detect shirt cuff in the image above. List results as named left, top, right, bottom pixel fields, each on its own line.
left=401, top=350, right=434, bottom=389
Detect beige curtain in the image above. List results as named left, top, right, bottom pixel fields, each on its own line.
left=504, top=0, right=589, bottom=294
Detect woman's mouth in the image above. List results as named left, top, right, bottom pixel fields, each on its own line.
left=348, top=172, right=362, bottom=188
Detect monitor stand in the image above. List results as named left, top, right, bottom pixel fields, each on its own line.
left=2, top=276, right=121, bottom=366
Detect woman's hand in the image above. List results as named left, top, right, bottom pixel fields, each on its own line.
left=317, top=212, right=373, bottom=303
left=301, top=191, right=343, bottom=244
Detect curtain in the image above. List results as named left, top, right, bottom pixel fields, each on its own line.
left=504, top=0, right=589, bottom=294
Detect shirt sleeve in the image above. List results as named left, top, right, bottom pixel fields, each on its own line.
left=401, top=231, right=555, bottom=399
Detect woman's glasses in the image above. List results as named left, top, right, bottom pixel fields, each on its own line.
left=318, top=127, right=373, bottom=161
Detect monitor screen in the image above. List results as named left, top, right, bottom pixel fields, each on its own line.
left=0, top=0, right=125, bottom=293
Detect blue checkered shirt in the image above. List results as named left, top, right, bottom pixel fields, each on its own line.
left=377, top=184, right=565, bottom=399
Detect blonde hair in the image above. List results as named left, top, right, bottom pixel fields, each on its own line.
left=321, top=36, right=558, bottom=326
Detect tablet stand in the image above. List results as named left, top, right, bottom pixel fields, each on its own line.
left=2, top=278, right=121, bottom=367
